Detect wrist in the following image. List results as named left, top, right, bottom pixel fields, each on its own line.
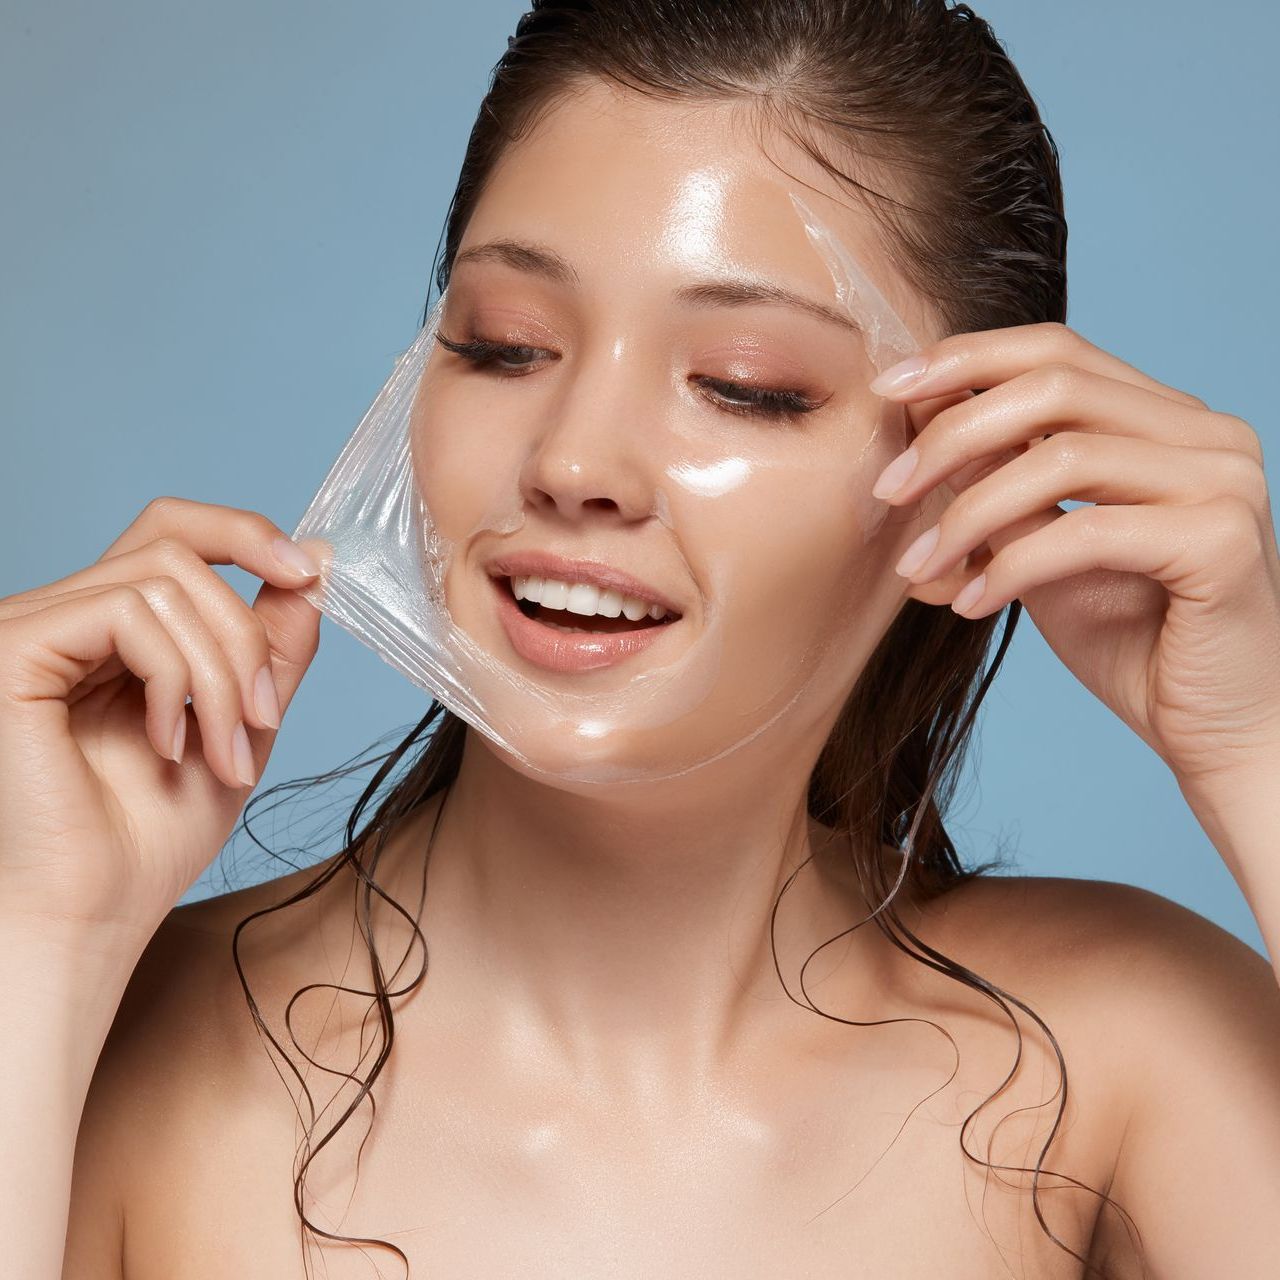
left=1176, top=762, right=1280, bottom=945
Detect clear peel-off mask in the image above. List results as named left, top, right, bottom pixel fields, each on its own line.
left=290, top=179, right=922, bottom=784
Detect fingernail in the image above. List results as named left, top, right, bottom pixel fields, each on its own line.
left=871, top=445, right=920, bottom=499
left=253, top=663, right=281, bottom=730
left=895, top=524, right=940, bottom=577
left=231, top=721, right=257, bottom=786
left=170, top=713, right=186, bottom=765
left=272, top=536, right=319, bottom=578
left=952, top=573, right=988, bottom=615
left=869, top=355, right=929, bottom=396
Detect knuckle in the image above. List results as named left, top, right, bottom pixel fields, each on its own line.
left=1034, top=321, right=1087, bottom=353
left=1064, top=503, right=1108, bottom=542
left=150, top=535, right=199, bottom=573
left=107, top=582, right=151, bottom=616
left=141, top=495, right=185, bottom=522
left=190, top=647, right=240, bottom=704
left=1208, top=495, right=1263, bottom=556
left=1035, top=361, right=1083, bottom=404
left=140, top=573, right=186, bottom=609
left=1042, top=429, right=1087, bottom=469
left=1219, top=450, right=1268, bottom=508
left=228, top=608, right=270, bottom=663
left=241, top=509, right=282, bottom=542
left=1216, top=413, right=1264, bottom=464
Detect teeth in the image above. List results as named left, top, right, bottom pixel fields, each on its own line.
left=510, top=574, right=672, bottom=623
left=594, top=588, right=624, bottom=618
left=540, top=578, right=569, bottom=611
left=566, top=583, right=602, bottom=617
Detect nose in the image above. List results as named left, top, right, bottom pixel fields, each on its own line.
left=517, top=342, right=660, bottom=525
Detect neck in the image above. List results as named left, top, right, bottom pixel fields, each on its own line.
left=375, top=726, right=907, bottom=1087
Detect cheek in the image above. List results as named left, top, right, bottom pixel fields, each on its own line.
left=409, top=371, right=527, bottom=542
left=674, top=460, right=880, bottom=652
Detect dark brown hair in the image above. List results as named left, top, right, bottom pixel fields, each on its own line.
left=231, top=2, right=1144, bottom=1274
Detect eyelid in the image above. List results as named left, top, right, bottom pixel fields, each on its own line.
left=436, top=330, right=829, bottom=421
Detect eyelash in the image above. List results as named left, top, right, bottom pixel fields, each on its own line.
left=433, top=331, right=827, bottom=423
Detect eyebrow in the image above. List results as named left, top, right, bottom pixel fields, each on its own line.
left=452, top=238, right=864, bottom=338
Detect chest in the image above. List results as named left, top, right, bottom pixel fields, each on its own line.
left=123, top=1010, right=1116, bottom=1279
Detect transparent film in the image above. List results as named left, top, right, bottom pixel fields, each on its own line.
left=289, top=184, right=922, bottom=783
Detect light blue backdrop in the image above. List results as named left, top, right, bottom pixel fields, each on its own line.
left=2, top=2, right=1275, bottom=953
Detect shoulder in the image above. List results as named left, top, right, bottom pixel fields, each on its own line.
left=926, top=870, right=1277, bottom=1031
left=65, top=861, right=337, bottom=1275
left=956, top=869, right=1270, bottom=980
left=930, top=872, right=1280, bottom=1276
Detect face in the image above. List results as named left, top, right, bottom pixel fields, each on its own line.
left=408, top=81, right=948, bottom=787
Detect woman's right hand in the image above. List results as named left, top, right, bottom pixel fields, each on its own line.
left=0, top=497, right=327, bottom=952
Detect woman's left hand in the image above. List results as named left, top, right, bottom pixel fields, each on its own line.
left=868, top=321, right=1280, bottom=795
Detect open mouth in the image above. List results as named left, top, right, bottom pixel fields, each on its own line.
left=489, top=573, right=684, bottom=673
left=509, top=586, right=677, bottom=635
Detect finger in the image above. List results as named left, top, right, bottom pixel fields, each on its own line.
left=8, top=574, right=255, bottom=787
left=948, top=497, right=1268, bottom=621
left=117, top=575, right=258, bottom=788
left=900, top=388, right=1012, bottom=497
left=2, top=584, right=193, bottom=768
left=878, top=366, right=1257, bottom=510
left=897, top=433, right=1268, bottom=588
left=95, top=496, right=325, bottom=589
left=249, top=577, right=321, bottom=721
left=4, top=539, right=286, bottom=734
left=872, top=320, right=1210, bottom=410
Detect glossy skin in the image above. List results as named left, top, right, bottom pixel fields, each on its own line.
left=59, top=83, right=1280, bottom=1278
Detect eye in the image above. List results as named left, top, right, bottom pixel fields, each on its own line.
left=435, top=330, right=829, bottom=423
left=435, top=332, right=546, bottom=374
left=692, top=376, right=829, bottom=423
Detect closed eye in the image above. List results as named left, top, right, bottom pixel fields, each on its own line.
left=434, top=331, right=829, bottom=423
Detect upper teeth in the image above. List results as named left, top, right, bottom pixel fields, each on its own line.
left=510, top=576, right=672, bottom=622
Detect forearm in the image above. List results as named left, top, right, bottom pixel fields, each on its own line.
left=0, top=915, right=141, bottom=1279
left=1177, top=765, right=1280, bottom=985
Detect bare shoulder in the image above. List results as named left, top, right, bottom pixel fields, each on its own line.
left=922, top=871, right=1280, bottom=1272
left=920, top=870, right=1278, bottom=1034
left=932, top=870, right=1272, bottom=989
left=65, top=860, right=336, bottom=1277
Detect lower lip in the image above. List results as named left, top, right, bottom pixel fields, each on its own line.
left=490, top=576, right=679, bottom=673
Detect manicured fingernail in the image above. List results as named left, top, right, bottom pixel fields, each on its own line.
left=952, top=573, right=988, bottom=615
left=872, top=445, right=920, bottom=499
left=231, top=721, right=257, bottom=786
left=170, top=713, right=186, bottom=764
left=272, top=536, right=319, bottom=578
left=253, top=663, right=281, bottom=730
left=869, top=355, right=929, bottom=396
left=895, top=524, right=940, bottom=577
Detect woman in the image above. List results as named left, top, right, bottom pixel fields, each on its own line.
left=6, top=2, right=1279, bottom=1277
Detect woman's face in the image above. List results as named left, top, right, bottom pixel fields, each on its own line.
left=410, top=81, right=946, bottom=785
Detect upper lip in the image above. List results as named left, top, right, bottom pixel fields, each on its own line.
left=484, top=550, right=685, bottom=618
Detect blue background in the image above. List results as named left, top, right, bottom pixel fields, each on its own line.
left=2, top=2, right=1275, bottom=952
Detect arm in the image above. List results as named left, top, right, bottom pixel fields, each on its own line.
left=1, top=916, right=137, bottom=1280
left=1096, top=886, right=1280, bottom=1278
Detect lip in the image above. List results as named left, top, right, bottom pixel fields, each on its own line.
left=484, top=550, right=685, bottom=618
left=488, top=573, right=682, bottom=674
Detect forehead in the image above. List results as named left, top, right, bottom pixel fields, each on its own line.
left=457, top=80, right=927, bottom=335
